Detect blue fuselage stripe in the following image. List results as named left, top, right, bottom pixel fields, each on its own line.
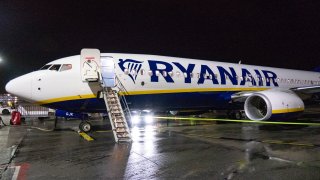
left=43, top=91, right=241, bottom=113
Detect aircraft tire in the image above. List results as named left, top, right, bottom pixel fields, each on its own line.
left=235, top=111, right=242, bottom=120
left=79, top=121, right=92, bottom=133
left=2, top=109, right=10, bottom=115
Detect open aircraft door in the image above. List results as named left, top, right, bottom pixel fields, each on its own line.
left=81, top=49, right=100, bottom=82
left=100, top=56, right=116, bottom=87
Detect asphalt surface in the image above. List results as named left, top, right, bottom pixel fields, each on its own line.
left=0, top=115, right=320, bottom=180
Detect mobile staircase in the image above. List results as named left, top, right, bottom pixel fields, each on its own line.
left=81, top=49, right=131, bottom=142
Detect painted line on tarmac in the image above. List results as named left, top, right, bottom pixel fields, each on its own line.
left=78, top=132, right=94, bottom=141
left=95, top=130, right=112, bottom=133
left=11, top=166, right=20, bottom=180
left=262, top=140, right=315, bottom=147
left=153, top=116, right=320, bottom=126
left=30, top=126, right=54, bottom=132
left=185, top=133, right=318, bottom=147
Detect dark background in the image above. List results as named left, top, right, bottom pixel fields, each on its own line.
left=1, top=0, right=320, bottom=93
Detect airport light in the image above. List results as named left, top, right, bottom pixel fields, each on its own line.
left=145, top=115, right=154, bottom=124
left=0, top=57, right=2, bottom=63
left=131, top=115, right=141, bottom=125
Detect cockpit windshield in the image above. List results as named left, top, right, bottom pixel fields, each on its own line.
left=40, top=64, right=52, bottom=70
left=39, top=64, right=72, bottom=72
left=49, top=64, right=61, bottom=71
left=60, top=64, right=72, bottom=71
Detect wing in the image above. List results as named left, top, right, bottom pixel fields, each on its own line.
left=291, top=86, right=320, bottom=103
left=231, top=86, right=320, bottom=104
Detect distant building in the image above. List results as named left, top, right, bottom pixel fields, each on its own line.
left=0, top=93, right=19, bottom=107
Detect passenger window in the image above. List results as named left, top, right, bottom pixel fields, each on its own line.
left=163, top=71, right=167, bottom=77
left=49, top=64, right=61, bottom=71
left=40, top=64, right=52, bottom=70
left=140, top=69, right=145, bottom=75
left=124, top=69, right=129, bottom=75
left=183, top=73, right=188, bottom=78
left=148, top=70, right=153, bottom=76
left=168, top=71, right=174, bottom=77
left=176, top=72, right=180, bottom=77
left=60, top=64, right=72, bottom=71
left=155, top=70, right=160, bottom=76
left=131, top=70, right=136, bottom=76
left=190, top=73, right=194, bottom=78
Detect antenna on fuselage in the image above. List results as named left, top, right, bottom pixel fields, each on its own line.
left=238, top=60, right=242, bottom=64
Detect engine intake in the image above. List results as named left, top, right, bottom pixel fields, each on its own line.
left=244, top=90, right=304, bottom=121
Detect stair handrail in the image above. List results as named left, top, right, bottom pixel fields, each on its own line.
left=115, top=76, right=132, bottom=121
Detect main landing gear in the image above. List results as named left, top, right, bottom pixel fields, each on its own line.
left=227, top=110, right=244, bottom=120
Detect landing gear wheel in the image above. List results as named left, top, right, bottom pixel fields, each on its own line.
left=79, top=121, right=92, bottom=133
left=235, top=111, right=242, bottom=120
left=2, top=109, right=10, bottom=115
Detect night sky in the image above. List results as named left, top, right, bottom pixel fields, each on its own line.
left=1, top=1, right=320, bottom=93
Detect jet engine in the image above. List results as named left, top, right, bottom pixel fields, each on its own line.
left=244, top=89, right=304, bottom=121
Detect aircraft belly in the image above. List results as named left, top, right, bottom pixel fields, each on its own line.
left=42, top=91, right=240, bottom=113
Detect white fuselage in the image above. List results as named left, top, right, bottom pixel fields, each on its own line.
left=5, top=53, right=320, bottom=115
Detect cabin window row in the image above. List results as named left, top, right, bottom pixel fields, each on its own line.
left=123, top=68, right=320, bottom=85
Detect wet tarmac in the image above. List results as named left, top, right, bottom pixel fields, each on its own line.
left=0, top=115, right=320, bottom=179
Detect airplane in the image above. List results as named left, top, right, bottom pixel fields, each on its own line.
left=5, top=49, right=320, bottom=132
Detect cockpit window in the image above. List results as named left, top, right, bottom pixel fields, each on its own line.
left=40, top=64, right=52, bottom=70
left=49, top=64, right=61, bottom=71
left=60, top=64, right=72, bottom=71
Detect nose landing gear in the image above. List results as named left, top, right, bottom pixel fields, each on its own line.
left=79, top=121, right=92, bottom=133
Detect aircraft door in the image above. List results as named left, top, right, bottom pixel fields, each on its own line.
left=100, top=57, right=116, bottom=87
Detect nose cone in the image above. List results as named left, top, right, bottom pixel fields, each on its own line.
left=5, top=74, right=32, bottom=101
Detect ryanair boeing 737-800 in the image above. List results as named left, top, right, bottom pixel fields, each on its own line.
left=5, top=49, right=320, bottom=129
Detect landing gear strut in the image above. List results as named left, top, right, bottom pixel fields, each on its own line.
left=227, top=110, right=243, bottom=120
left=79, top=121, right=92, bottom=133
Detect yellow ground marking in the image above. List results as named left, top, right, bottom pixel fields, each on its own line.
left=153, top=116, right=320, bottom=126
left=78, top=132, right=94, bottom=141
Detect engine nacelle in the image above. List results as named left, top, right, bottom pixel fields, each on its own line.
left=244, top=89, right=304, bottom=121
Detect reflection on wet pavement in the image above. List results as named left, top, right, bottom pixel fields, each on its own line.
left=0, top=117, right=320, bottom=179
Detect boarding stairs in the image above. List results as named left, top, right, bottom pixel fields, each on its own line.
left=80, top=49, right=132, bottom=142
left=102, top=87, right=131, bottom=142
left=99, top=56, right=131, bottom=143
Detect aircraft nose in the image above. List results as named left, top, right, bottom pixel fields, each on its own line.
left=5, top=74, right=32, bottom=100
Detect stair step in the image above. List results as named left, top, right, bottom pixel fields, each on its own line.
left=117, top=134, right=130, bottom=138
left=113, top=119, right=124, bottom=123
left=116, top=128, right=127, bottom=132
left=115, top=124, right=125, bottom=128
left=103, top=86, right=131, bottom=143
